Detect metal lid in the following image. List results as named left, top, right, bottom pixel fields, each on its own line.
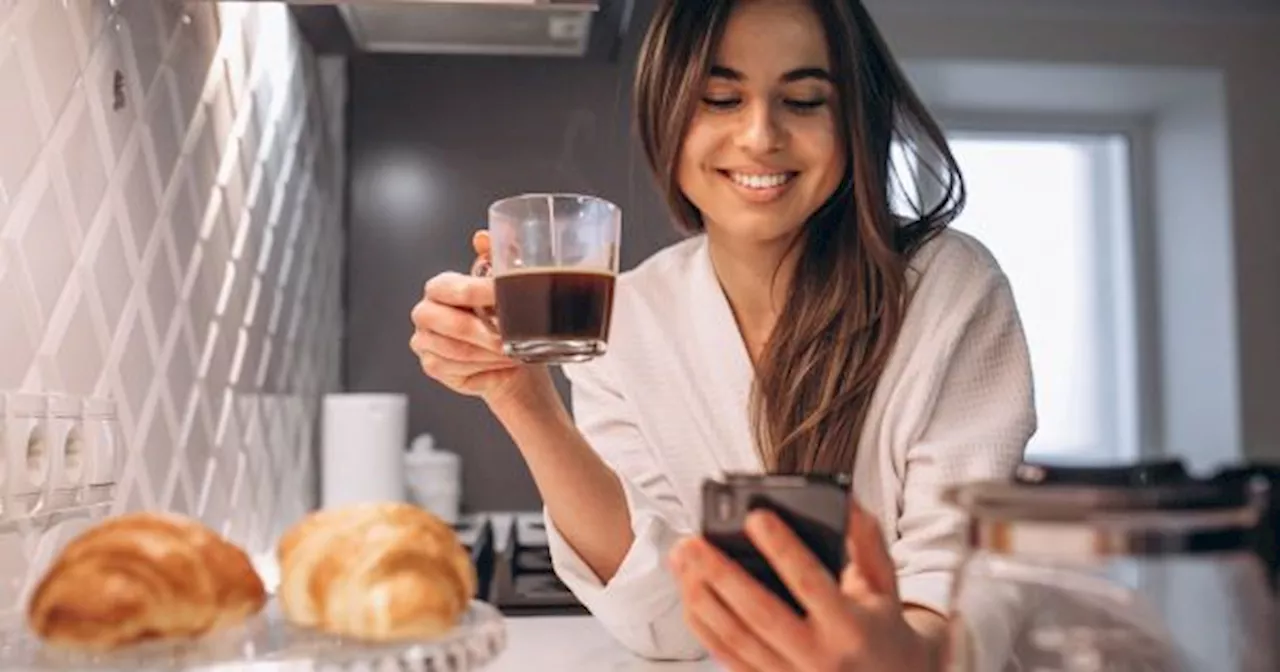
left=946, top=459, right=1279, bottom=561
left=944, top=459, right=1267, bottom=522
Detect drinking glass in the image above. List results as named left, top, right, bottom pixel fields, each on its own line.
left=471, top=193, right=621, bottom=364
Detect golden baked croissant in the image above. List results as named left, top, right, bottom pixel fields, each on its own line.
left=276, top=502, right=477, bottom=641
left=27, top=512, right=267, bottom=651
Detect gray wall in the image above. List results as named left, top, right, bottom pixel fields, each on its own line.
left=344, top=4, right=674, bottom=511
left=346, top=0, right=1280, bottom=512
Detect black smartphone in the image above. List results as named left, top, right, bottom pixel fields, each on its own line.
left=700, top=473, right=851, bottom=614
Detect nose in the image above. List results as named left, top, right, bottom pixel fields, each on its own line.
left=734, top=101, right=784, bottom=156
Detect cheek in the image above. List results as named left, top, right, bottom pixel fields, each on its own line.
left=675, top=148, right=699, bottom=192
left=678, top=125, right=713, bottom=166
left=676, top=125, right=719, bottom=195
left=807, top=120, right=843, bottom=167
left=798, top=123, right=845, bottom=189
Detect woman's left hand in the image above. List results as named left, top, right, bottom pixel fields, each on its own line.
left=669, top=500, right=938, bottom=672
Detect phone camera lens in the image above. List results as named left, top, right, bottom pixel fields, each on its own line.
left=716, top=491, right=734, bottom=521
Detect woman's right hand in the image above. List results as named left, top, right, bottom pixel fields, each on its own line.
left=409, top=232, right=551, bottom=410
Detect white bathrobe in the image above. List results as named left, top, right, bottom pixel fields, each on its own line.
left=545, top=229, right=1037, bottom=660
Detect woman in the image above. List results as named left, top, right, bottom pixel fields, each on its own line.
left=409, top=0, right=1035, bottom=668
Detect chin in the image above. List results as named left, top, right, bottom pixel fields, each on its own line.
left=707, top=212, right=803, bottom=246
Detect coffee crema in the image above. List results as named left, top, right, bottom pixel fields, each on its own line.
left=494, top=268, right=616, bottom=343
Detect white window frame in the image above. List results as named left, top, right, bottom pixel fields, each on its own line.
left=933, top=111, right=1160, bottom=463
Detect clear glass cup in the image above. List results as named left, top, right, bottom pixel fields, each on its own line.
left=472, top=193, right=621, bottom=365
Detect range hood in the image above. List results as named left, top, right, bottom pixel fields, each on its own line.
left=276, top=0, right=628, bottom=59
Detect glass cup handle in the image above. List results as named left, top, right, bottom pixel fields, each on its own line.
left=470, top=256, right=500, bottom=335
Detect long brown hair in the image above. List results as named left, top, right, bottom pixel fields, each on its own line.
left=634, top=0, right=966, bottom=475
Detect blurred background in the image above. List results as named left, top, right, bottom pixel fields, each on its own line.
left=0, top=0, right=1275, bottom=618
left=340, top=0, right=1280, bottom=508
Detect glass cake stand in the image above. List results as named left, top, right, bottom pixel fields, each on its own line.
left=0, top=599, right=506, bottom=671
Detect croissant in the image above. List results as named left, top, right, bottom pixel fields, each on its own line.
left=276, top=502, right=477, bottom=641
left=27, top=512, right=267, bottom=651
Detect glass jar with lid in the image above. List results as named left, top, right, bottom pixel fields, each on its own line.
left=944, top=460, right=1278, bottom=672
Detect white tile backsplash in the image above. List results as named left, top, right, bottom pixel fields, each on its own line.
left=147, top=70, right=184, bottom=184
left=58, top=87, right=112, bottom=233
left=119, top=137, right=161, bottom=253
left=66, top=0, right=113, bottom=70
left=52, top=290, right=103, bottom=396
left=15, top=173, right=76, bottom=325
left=0, top=0, right=345, bottom=616
left=117, top=3, right=164, bottom=99
left=0, top=262, right=38, bottom=389
left=88, top=212, right=134, bottom=332
left=0, top=45, right=42, bottom=203
left=26, top=0, right=79, bottom=124
left=83, top=23, right=137, bottom=167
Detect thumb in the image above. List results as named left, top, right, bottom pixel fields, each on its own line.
left=841, top=498, right=899, bottom=602
left=472, top=230, right=492, bottom=257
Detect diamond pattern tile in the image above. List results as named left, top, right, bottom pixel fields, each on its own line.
left=145, top=70, right=183, bottom=194
left=119, top=137, right=161, bottom=259
left=0, top=251, right=38, bottom=389
left=52, top=288, right=103, bottom=396
left=145, top=229, right=181, bottom=340
left=82, top=16, right=138, bottom=167
left=169, top=173, right=202, bottom=272
left=116, top=0, right=164, bottom=100
left=14, top=168, right=77, bottom=325
left=168, top=318, right=200, bottom=409
left=162, top=467, right=193, bottom=517
left=65, top=0, right=113, bottom=71
left=0, top=37, right=43, bottom=200
left=116, top=307, right=154, bottom=419
left=25, top=0, right=78, bottom=125
left=88, top=210, right=135, bottom=336
left=197, top=455, right=231, bottom=531
left=0, top=1, right=344, bottom=617
left=55, top=86, right=111, bottom=233
left=180, top=385, right=216, bottom=499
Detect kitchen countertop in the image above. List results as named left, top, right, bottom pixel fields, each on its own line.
left=486, top=615, right=719, bottom=672
left=249, top=534, right=718, bottom=671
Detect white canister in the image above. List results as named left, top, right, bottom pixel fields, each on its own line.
left=404, top=433, right=461, bottom=524
left=321, top=393, right=408, bottom=508
left=45, top=394, right=86, bottom=508
left=4, top=392, right=50, bottom=512
left=82, top=397, right=122, bottom=487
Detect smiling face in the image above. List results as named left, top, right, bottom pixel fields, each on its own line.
left=635, top=0, right=969, bottom=477
left=675, top=0, right=846, bottom=246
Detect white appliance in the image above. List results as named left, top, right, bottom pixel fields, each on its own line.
left=320, top=393, right=408, bottom=508
left=222, top=0, right=635, bottom=60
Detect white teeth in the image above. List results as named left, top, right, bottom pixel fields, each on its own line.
left=729, top=172, right=792, bottom=190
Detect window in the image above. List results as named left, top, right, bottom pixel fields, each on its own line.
left=945, top=132, right=1138, bottom=463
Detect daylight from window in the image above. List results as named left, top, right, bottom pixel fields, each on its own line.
left=946, top=133, right=1136, bottom=462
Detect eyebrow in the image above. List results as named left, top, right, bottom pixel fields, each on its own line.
left=709, top=65, right=833, bottom=83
